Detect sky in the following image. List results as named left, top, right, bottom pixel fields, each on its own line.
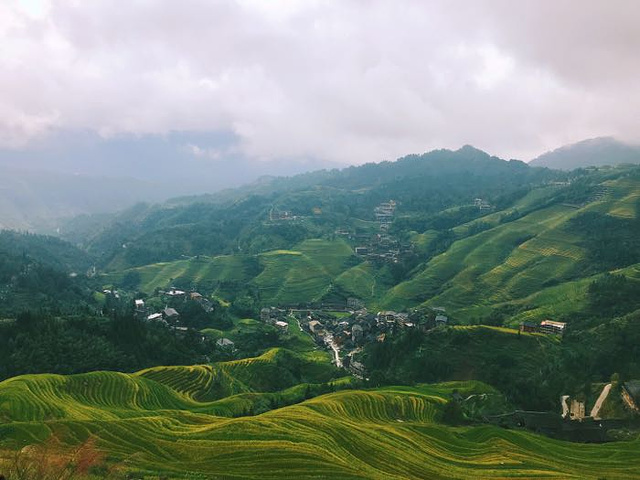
left=1, top=0, right=639, bottom=168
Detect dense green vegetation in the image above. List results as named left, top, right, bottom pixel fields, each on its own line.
left=0, top=313, right=213, bottom=382
left=363, top=309, right=640, bottom=411
left=60, top=146, right=559, bottom=270
left=0, top=230, right=95, bottom=316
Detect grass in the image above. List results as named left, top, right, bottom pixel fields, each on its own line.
left=1, top=365, right=640, bottom=479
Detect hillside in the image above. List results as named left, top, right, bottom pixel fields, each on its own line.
left=62, top=145, right=558, bottom=270
left=380, top=169, right=640, bottom=325
left=0, top=230, right=95, bottom=315
left=97, top=164, right=640, bottom=334
left=530, top=137, right=640, bottom=170
left=2, top=358, right=640, bottom=479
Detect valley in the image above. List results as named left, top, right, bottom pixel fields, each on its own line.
left=1, top=148, right=639, bottom=478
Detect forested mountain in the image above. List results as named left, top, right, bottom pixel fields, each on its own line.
left=60, top=146, right=561, bottom=269
left=530, top=137, right=640, bottom=170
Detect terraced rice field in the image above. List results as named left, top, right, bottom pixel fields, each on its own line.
left=106, top=254, right=254, bottom=293
left=254, top=239, right=355, bottom=305
left=381, top=179, right=640, bottom=320
left=2, top=361, right=640, bottom=479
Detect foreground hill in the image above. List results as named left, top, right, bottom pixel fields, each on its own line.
left=530, top=137, right=640, bottom=170
left=1, top=355, right=639, bottom=479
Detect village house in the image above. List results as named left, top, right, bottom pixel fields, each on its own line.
left=260, top=308, right=272, bottom=323
left=216, top=338, right=235, bottom=350
left=539, top=320, right=566, bottom=336
left=520, top=321, right=538, bottom=333
left=146, top=312, right=164, bottom=322
left=347, top=297, right=363, bottom=310
left=622, top=381, right=640, bottom=412
left=164, top=288, right=186, bottom=297
left=163, top=307, right=180, bottom=320
left=275, top=320, right=289, bottom=331
left=308, top=320, right=323, bottom=335
left=349, top=360, right=366, bottom=377
left=377, top=311, right=398, bottom=322
left=473, top=198, right=492, bottom=210
left=435, top=314, right=448, bottom=326
left=351, top=324, right=364, bottom=343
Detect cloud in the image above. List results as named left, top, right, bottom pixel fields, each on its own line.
left=1, top=0, right=639, bottom=163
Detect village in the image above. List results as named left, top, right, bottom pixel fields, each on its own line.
left=260, top=302, right=449, bottom=374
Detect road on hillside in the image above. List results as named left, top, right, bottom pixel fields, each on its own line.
left=325, top=334, right=343, bottom=368
left=590, top=383, right=612, bottom=419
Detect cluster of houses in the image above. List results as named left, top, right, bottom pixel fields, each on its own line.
left=374, top=200, right=396, bottom=230
left=268, top=208, right=299, bottom=222
left=259, top=307, right=291, bottom=331
left=133, top=288, right=215, bottom=328
left=473, top=198, right=493, bottom=210
left=287, top=306, right=449, bottom=373
left=354, top=233, right=414, bottom=265
left=519, top=319, right=567, bottom=336
left=350, top=200, right=414, bottom=264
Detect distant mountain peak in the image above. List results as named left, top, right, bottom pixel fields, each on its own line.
left=530, top=137, right=640, bottom=170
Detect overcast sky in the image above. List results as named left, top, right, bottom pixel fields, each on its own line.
left=2, top=0, right=639, bottom=166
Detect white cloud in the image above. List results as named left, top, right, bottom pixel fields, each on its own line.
left=0, top=0, right=638, bottom=162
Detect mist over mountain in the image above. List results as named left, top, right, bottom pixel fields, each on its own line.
left=0, top=130, right=337, bottom=231
left=530, top=137, right=640, bottom=170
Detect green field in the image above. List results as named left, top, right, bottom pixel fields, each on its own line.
left=2, top=356, right=640, bottom=479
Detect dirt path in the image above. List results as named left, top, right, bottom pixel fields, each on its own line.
left=590, top=383, right=612, bottom=419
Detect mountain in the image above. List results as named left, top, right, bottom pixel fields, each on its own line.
left=530, top=137, right=640, bottom=170
left=1, top=146, right=640, bottom=477
left=62, top=145, right=556, bottom=269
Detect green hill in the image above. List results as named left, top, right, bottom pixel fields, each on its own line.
left=1, top=361, right=639, bottom=479
left=101, top=167, right=640, bottom=333
left=379, top=171, right=640, bottom=325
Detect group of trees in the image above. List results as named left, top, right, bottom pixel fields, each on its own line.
left=0, top=311, right=216, bottom=382
left=362, top=306, right=640, bottom=412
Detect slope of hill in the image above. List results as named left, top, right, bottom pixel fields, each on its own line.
left=1, top=361, right=639, bottom=479
left=99, top=165, right=640, bottom=334
left=380, top=169, right=640, bottom=325
left=0, top=230, right=95, bottom=315
left=530, top=137, right=640, bottom=170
